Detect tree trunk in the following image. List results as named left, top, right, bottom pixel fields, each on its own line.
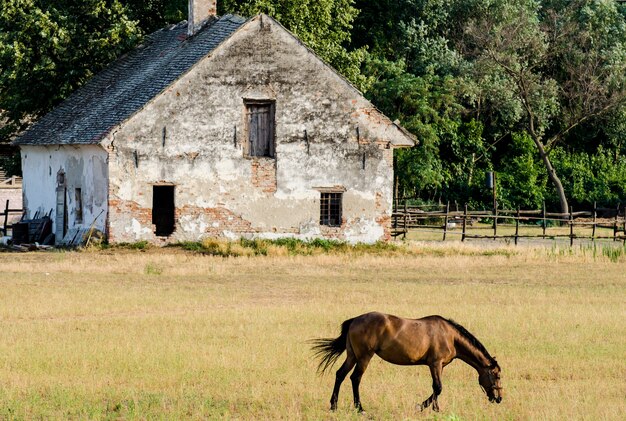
left=532, top=136, right=569, bottom=216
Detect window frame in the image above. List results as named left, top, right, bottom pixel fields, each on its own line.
left=319, top=191, right=343, bottom=227
left=74, top=188, right=83, bottom=224
left=244, top=99, right=276, bottom=158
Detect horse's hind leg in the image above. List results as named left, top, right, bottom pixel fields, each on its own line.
left=350, top=354, right=372, bottom=412
left=330, top=352, right=356, bottom=410
left=420, top=362, right=443, bottom=412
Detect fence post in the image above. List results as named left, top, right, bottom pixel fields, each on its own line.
left=515, top=206, right=520, bottom=245
left=614, top=204, right=619, bottom=242
left=622, top=205, right=626, bottom=244
left=462, top=203, right=467, bottom=242
left=403, top=201, right=407, bottom=240
left=592, top=201, right=597, bottom=242
left=443, top=201, right=450, bottom=241
left=542, top=201, right=546, bottom=239
left=570, top=206, right=574, bottom=247
left=493, top=201, right=498, bottom=240
left=2, top=200, right=9, bottom=236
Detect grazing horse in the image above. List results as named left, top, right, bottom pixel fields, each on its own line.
left=310, top=312, right=502, bottom=412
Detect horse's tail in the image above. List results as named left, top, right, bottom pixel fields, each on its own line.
left=309, top=317, right=355, bottom=375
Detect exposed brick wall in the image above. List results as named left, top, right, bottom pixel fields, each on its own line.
left=107, top=198, right=152, bottom=243
left=251, top=158, right=277, bottom=193
left=177, top=204, right=256, bottom=236
left=375, top=191, right=391, bottom=241
left=376, top=215, right=392, bottom=242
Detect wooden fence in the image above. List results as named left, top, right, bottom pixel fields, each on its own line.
left=392, top=201, right=626, bottom=245
left=1, top=199, right=24, bottom=237
left=0, top=175, right=22, bottom=186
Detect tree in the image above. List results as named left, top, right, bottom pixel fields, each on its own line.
left=464, top=0, right=626, bottom=214
left=0, top=0, right=141, bottom=143
left=122, top=0, right=186, bottom=33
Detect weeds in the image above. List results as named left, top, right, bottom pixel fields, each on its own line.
left=144, top=262, right=163, bottom=275
left=601, top=243, right=626, bottom=263
left=80, top=236, right=626, bottom=263
left=175, top=238, right=401, bottom=257
left=114, top=241, right=150, bottom=250
left=547, top=242, right=626, bottom=262
left=178, top=238, right=337, bottom=257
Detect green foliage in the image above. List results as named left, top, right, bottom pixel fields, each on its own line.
left=115, top=240, right=150, bottom=250
left=122, top=0, right=186, bottom=33
left=497, top=132, right=548, bottom=210
left=353, top=0, right=483, bottom=75
left=367, top=0, right=626, bottom=211
left=0, top=0, right=142, bottom=141
left=551, top=147, right=626, bottom=209
left=0, top=150, right=21, bottom=177
left=175, top=238, right=400, bottom=257
left=144, top=262, right=163, bottom=275
left=179, top=239, right=248, bottom=257
left=364, top=58, right=468, bottom=199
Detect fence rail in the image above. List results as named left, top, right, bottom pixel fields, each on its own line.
left=1, top=199, right=24, bottom=237
left=391, top=201, right=626, bottom=245
left=0, top=175, right=22, bottom=186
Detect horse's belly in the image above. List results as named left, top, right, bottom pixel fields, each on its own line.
left=376, top=348, right=426, bottom=365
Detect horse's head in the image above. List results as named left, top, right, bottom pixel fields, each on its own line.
left=478, top=360, right=502, bottom=403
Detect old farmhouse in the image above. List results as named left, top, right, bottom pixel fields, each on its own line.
left=15, top=1, right=415, bottom=245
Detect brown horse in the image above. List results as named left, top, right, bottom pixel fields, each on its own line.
left=311, top=312, right=502, bottom=412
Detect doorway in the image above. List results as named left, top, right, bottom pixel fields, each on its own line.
left=55, top=170, right=67, bottom=243
left=152, top=185, right=175, bottom=236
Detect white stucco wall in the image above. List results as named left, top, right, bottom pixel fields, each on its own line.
left=20, top=145, right=108, bottom=240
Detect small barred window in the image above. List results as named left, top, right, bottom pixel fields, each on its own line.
left=320, top=192, right=342, bottom=227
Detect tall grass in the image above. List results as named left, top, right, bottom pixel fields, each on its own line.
left=175, top=238, right=399, bottom=257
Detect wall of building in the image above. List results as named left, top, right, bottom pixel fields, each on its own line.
left=104, top=16, right=409, bottom=244
left=0, top=184, right=22, bottom=227
left=20, top=145, right=108, bottom=241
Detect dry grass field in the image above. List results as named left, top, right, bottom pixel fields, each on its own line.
left=0, top=241, right=625, bottom=420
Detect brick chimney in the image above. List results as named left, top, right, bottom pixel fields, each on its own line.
left=188, top=0, right=217, bottom=36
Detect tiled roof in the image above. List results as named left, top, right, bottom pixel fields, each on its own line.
left=15, top=15, right=247, bottom=146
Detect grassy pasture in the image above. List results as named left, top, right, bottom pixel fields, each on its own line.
left=0, top=243, right=624, bottom=420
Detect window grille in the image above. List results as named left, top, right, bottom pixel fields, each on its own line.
left=320, top=192, right=342, bottom=227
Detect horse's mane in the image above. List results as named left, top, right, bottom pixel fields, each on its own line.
left=445, top=318, right=498, bottom=367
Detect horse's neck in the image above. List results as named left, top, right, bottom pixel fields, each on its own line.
left=455, top=336, right=491, bottom=371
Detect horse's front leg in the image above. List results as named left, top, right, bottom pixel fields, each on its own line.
left=419, top=362, right=443, bottom=412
